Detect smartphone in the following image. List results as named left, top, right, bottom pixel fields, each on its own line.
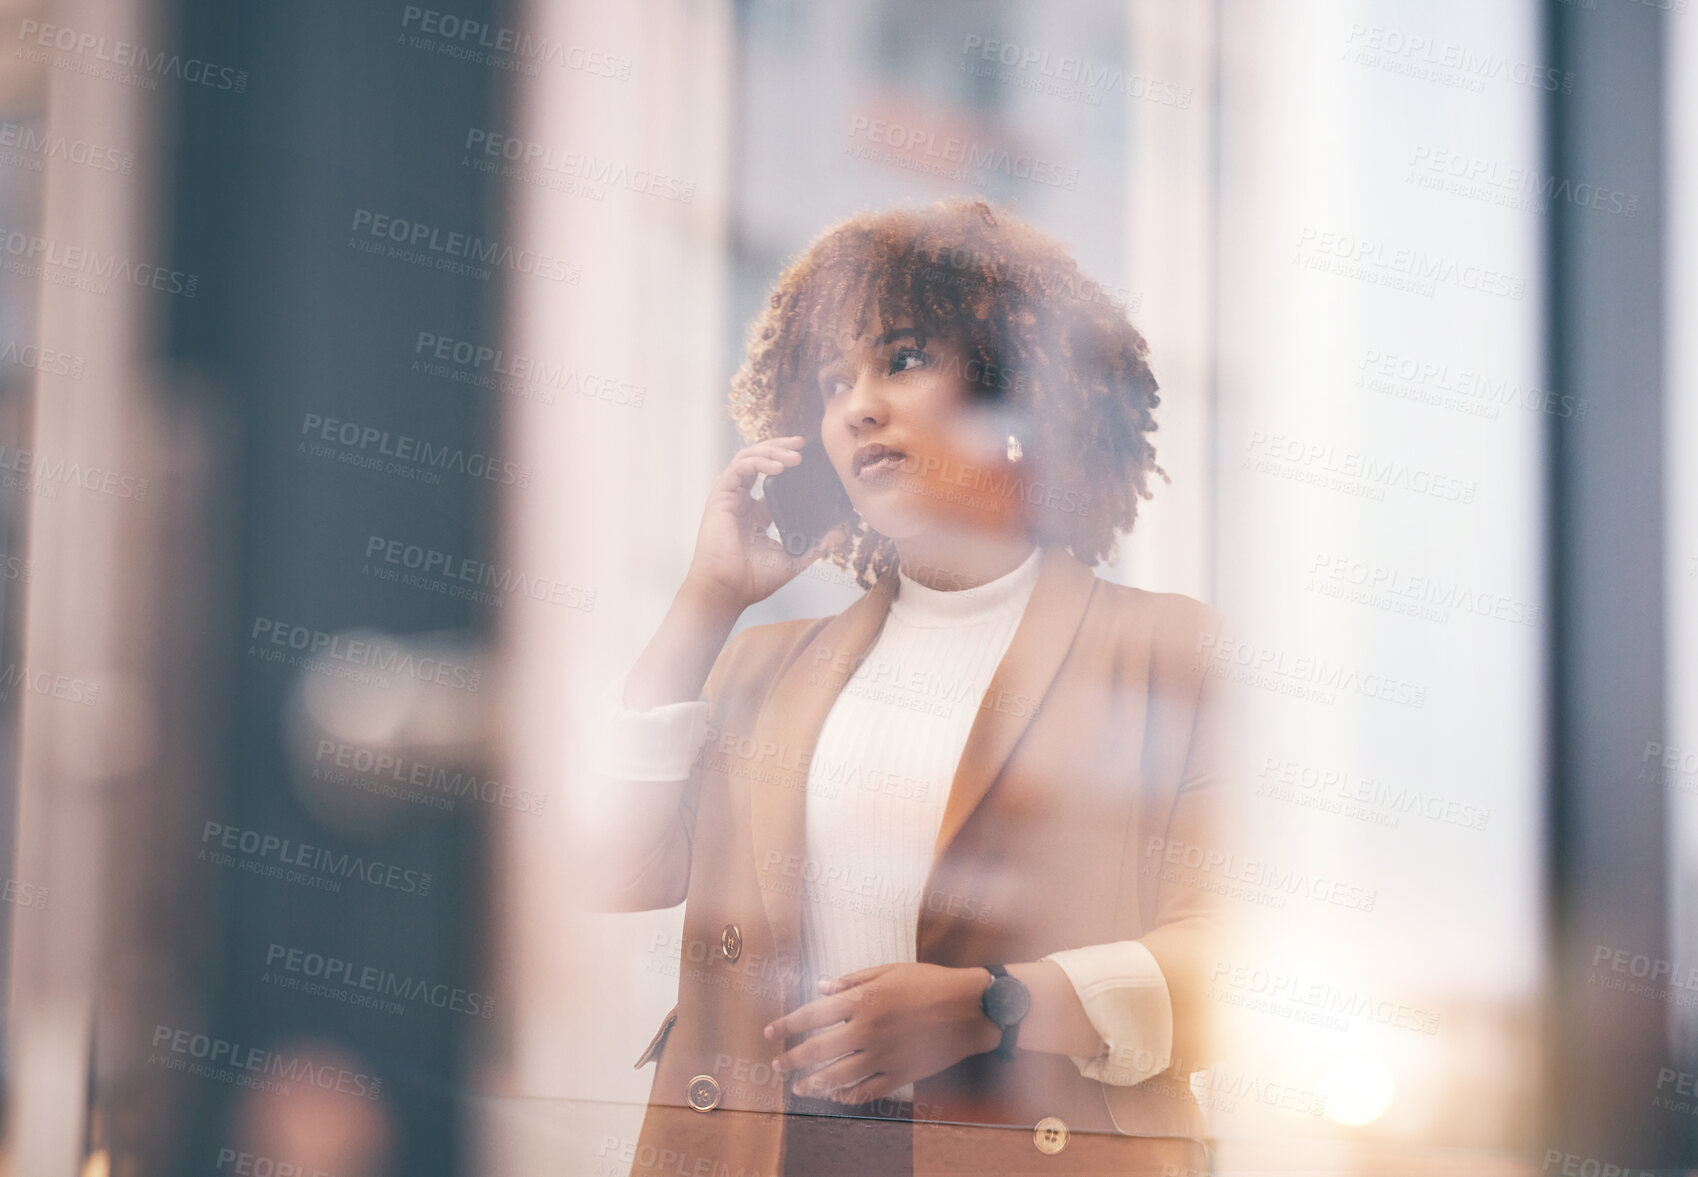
left=762, top=439, right=853, bottom=557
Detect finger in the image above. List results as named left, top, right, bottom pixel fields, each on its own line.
left=740, top=439, right=807, bottom=464
left=773, top=1025, right=861, bottom=1076
left=829, top=1072, right=897, bottom=1106
left=736, top=454, right=791, bottom=480
left=714, top=450, right=795, bottom=495
left=743, top=448, right=803, bottom=470
left=815, top=974, right=884, bottom=1004
left=764, top=993, right=857, bottom=1044
left=793, top=1053, right=882, bottom=1101
left=711, top=464, right=780, bottom=508
left=819, top=963, right=893, bottom=995
left=711, top=461, right=755, bottom=496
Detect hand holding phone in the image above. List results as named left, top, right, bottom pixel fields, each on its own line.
left=761, top=435, right=855, bottom=557
left=680, top=436, right=849, bottom=614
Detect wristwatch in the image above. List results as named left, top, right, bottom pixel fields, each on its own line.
left=979, top=964, right=1031, bottom=1062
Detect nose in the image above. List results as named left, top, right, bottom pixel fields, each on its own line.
left=840, top=363, right=889, bottom=432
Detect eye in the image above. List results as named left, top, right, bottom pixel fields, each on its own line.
left=818, top=369, right=851, bottom=399
left=889, top=344, right=930, bottom=374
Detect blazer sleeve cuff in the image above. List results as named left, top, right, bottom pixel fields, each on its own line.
left=584, top=672, right=712, bottom=782
left=1042, top=940, right=1175, bottom=1087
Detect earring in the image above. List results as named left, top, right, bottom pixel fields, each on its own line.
left=1006, top=433, right=1023, bottom=463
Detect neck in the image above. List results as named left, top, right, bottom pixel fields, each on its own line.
left=893, top=529, right=1039, bottom=591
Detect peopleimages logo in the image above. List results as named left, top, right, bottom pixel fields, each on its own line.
left=1293, top=226, right=1526, bottom=300
left=0, top=442, right=150, bottom=503
left=313, top=738, right=546, bottom=816
left=150, top=1024, right=381, bottom=1099
left=959, top=34, right=1194, bottom=108
left=1257, top=754, right=1490, bottom=832
left=846, top=116, right=1079, bottom=191
left=1195, top=630, right=1428, bottom=709
left=1207, top=959, right=1441, bottom=1035
left=1355, top=347, right=1589, bottom=422
left=855, top=452, right=1090, bottom=517
left=399, top=6, right=632, bottom=79
left=412, top=331, right=645, bottom=407
left=250, top=616, right=483, bottom=691
left=199, top=820, right=432, bottom=896
left=0, top=662, right=99, bottom=706
left=0, top=226, right=199, bottom=296
left=1341, top=22, right=1572, bottom=94
left=1144, top=836, right=1378, bottom=913
left=264, top=942, right=494, bottom=1018
left=0, top=121, right=134, bottom=174
left=1591, top=944, right=1698, bottom=996
left=298, top=411, right=531, bottom=488
left=1541, top=1149, right=1661, bottom=1177
left=349, top=209, right=578, bottom=283
left=462, top=129, right=695, bottom=203
left=215, top=1148, right=340, bottom=1177
left=1306, top=550, right=1539, bottom=628
left=17, top=19, right=250, bottom=92
left=1243, top=429, right=1477, bottom=506
left=907, top=245, right=1140, bottom=315
left=0, top=338, right=85, bottom=379
left=363, top=534, right=595, bottom=612
left=1407, top=145, right=1639, bottom=219
left=2, top=878, right=47, bottom=910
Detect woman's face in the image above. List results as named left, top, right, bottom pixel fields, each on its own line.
left=812, top=313, right=1023, bottom=542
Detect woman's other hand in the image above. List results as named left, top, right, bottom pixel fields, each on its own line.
left=682, top=436, right=848, bottom=614
left=763, top=963, right=1000, bottom=1105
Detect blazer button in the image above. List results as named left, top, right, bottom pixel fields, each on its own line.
left=1032, top=1116, right=1069, bottom=1155
left=686, top=1074, right=721, bottom=1112
left=720, top=923, right=742, bottom=962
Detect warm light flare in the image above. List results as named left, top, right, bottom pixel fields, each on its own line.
left=1323, top=1055, right=1396, bottom=1127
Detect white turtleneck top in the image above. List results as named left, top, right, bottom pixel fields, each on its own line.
left=590, top=545, right=1173, bottom=1095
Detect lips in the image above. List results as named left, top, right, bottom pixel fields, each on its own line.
left=853, top=443, right=909, bottom=478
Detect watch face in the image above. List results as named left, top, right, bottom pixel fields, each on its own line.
left=983, top=974, right=1031, bottom=1027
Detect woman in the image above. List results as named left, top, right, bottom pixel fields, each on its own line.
left=582, top=198, right=1237, bottom=1177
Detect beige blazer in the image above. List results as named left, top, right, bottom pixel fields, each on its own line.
left=586, top=544, right=1239, bottom=1176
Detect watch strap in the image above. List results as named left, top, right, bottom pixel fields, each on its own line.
left=981, top=964, right=1022, bottom=1062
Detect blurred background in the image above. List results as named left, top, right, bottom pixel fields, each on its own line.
left=0, top=0, right=1691, bottom=1174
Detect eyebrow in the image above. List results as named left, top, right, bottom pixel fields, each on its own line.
left=812, top=327, right=922, bottom=367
